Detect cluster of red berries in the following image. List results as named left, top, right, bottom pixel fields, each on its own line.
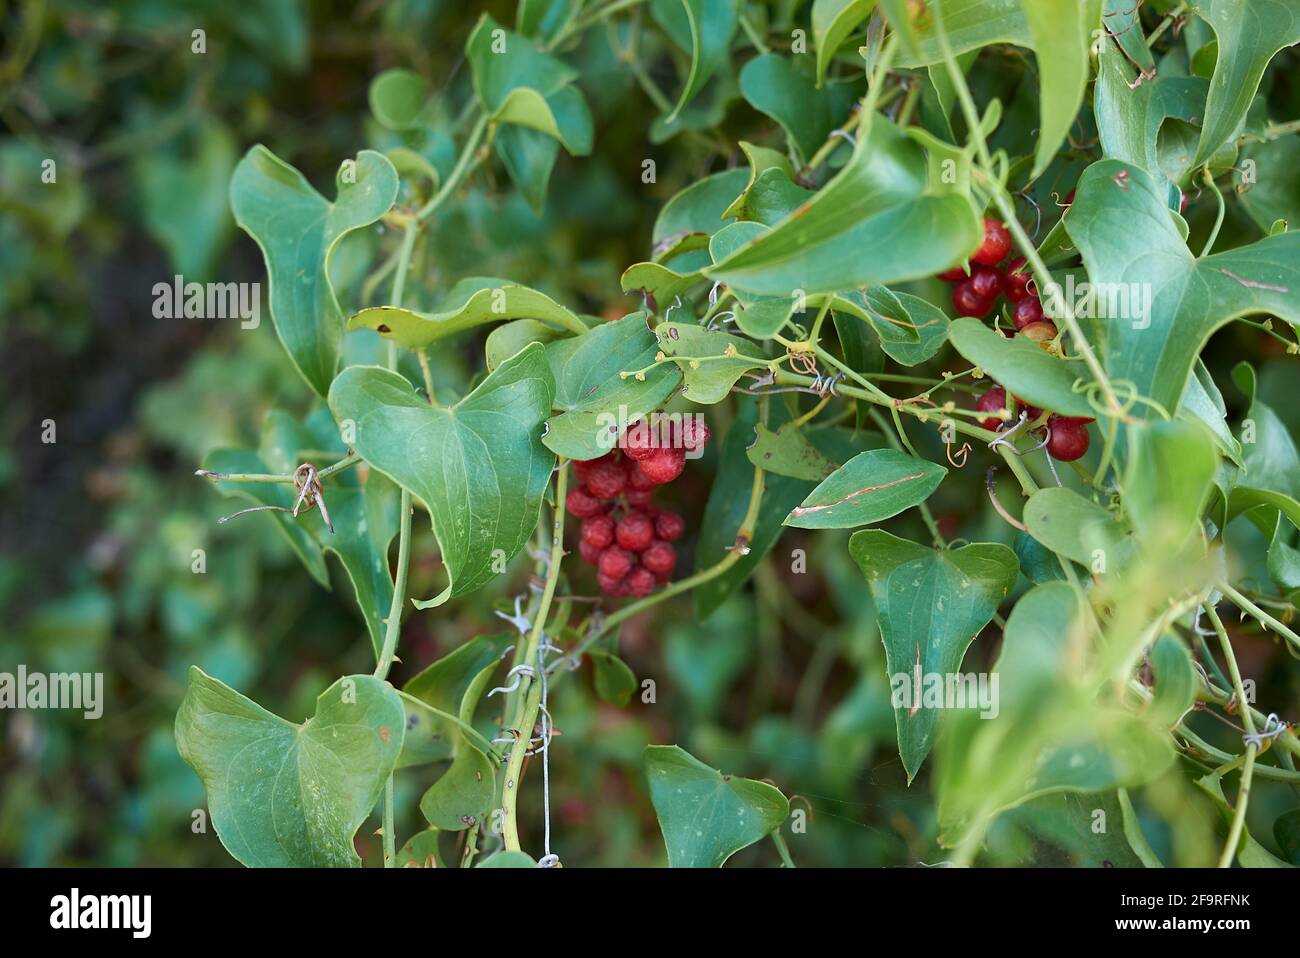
left=975, top=384, right=1093, bottom=462
left=567, top=418, right=711, bottom=598
left=937, top=217, right=1058, bottom=344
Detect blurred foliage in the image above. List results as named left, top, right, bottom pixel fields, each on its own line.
left=1, top=0, right=1297, bottom=868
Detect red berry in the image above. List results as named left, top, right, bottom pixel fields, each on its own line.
left=637, top=447, right=686, bottom=485
left=679, top=418, right=711, bottom=452
left=1013, top=395, right=1043, bottom=421
left=937, top=264, right=969, bottom=282
left=578, top=538, right=604, bottom=565
left=972, top=216, right=1013, bottom=266
left=621, top=420, right=657, bottom=461
left=616, top=512, right=655, bottom=552
left=626, top=567, right=656, bottom=598
left=628, top=462, right=659, bottom=490
left=976, top=386, right=1009, bottom=431
left=642, top=540, right=676, bottom=578
left=654, top=510, right=685, bottom=542
left=624, top=488, right=654, bottom=509
left=1012, top=297, right=1044, bottom=331
left=968, top=264, right=1004, bottom=300
left=597, top=546, right=634, bottom=579
left=581, top=515, right=615, bottom=549
left=584, top=456, right=627, bottom=499
left=567, top=484, right=610, bottom=519
left=597, top=571, right=629, bottom=596
left=952, top=280, right=994, bottom=318
left=1005, top=258, right=1032, bottom=302
left=1045, top=415, right=1091, bottom=461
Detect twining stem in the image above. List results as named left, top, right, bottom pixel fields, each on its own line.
left=1203, top=604, right=1259, bottom=868
left=1218, top=581, right=1300, bottom=655
left=1199, top=168, right=1226, bottom=258
left=501, top=462, right=569, bottom=853
left=375, top=498, right=414, bottom=680
left=932, top=10, right=1123, bottom=420
left=417, top=113, right=489, bottom=222
left=195, top=451, right=360, bottom=485
left=382, top=778, right=396, bottom=868
left=771, top=830, right=796, bottom=868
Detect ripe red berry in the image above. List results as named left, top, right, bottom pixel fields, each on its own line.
left=1045, top=415, right=1091, bottom=461
left=642, top=540, right=676, bottom=578
left=1005, top=258, right=1032, bottom=302
left=598, top=546, right=634, bottom=579
left=578, top=538, right=604, bottom=565
left=976, top=385, right=1009, bottom=431
left=581, top=514, right=615, bottom=549
left=1013, top=395, right=1043, bottom=421
left=567, top=484, right=610, bottom=519
left=637, top=447, right=686, bottom=485
left=654, top=510, right=685, bottom=542
left=584, top=455, right=627, bottom=499
left=621, top=420, right=657, bottom=461
left=968, top=264, right=1004, bottom=300
left=597, top=571, right=629, bottom=596
left=626, top=567, right=657, bottom=598
left=616, top=512, right=655, bottom=552
left=627, top=462, right=659, bottom=490
left=1012, top=297, right=1044, bottom=330
left=624, top=488, right=654, bottom=509
left=952, top=279, right=994, bottom=318
left=937, top=264, right=969, bottom=282
left=679, top=418, right=711, bottom=452
left=972, top=216, right=1013, bottom=266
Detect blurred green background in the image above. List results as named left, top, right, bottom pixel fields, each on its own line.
left=2, top=0, right=1297, bottom=868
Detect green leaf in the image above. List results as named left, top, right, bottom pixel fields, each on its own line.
left=1065, top=159, right=1300, bottom=417
left=349, top=276, right=586, bottom=349
left=644, top=744, right=789, bottom=867
left=1124, top=419, right=1218, bottom=548
left=705, top=115, right=981, bottom=295
left=1102, top=0, right=1153, bottom=72
left=1146, top=634, right=1196, bottom=730
left=860, top=287, right=950, bottom=366
left=653, top=167, right=748, bottom=270
left=476, top=850, right=538, bottom=867
left=894, top=0, right=1103, bottom=178
left=738, top=53, right=856, bottom=164
left=650, top=0, right=739, bottom=122
left=786, top=449, right=946, bottom=529
left=1240, top=135, right=1300, bottom=233
left=652, top=322, right=771, bottom=404
left=1192, top=0, right=1300, bottom=166
left=401, top=632, right=514, bottom=767
left=1023, top=487, right=1136, bottom=571
left=229, top=146, right=399, bottom=397
left=175, top=667, right=404, bottom=868
left=848, top=530, right=1019, bottom=780
left=395, top=828, right=443, bottom=868
left=542, top=313, right=683, bottom=460
left=1195, top=773, right=1295, bottom=867
left=620, top=261, right=703, bottom=308
left=720, top=141, right=796, bottom=220
left=746, top=421, right=841, bottom=481
left=368, top=69, right=430, bottom=130
left=813, top=0, right=877, bottom=87
left=589, top=649, right=638, bottom=706
left=204, top=409, right=400, bottom=656
left=495, top=125, right=561, bottom=213
left=327, top=343, right=556, bottom=607
left=947, top=317, right=1096, bottom=418
left=1275, top=809, right=1300, bottom=866
left=485, top=319, right=568, bottom=371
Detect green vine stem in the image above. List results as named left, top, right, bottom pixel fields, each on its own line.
left=501, top=460, right=569, bottom=853
left=1203, top=604, right=1259, bottom=867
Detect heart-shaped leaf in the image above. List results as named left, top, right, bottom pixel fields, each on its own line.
left=785, top=449, right=946, bottom=529
left=746, top=421, right=840, bottom=481
left=229, top=146, right=398, bottom=397
left=705, top=114, right=981, bottom=295
left=653, top=167, right=748, bottom=270
left=542, top=312, right=683, bottom=460
left=652, top=322, right=771, bottom=403
left=350, top=276, right=587, bottom=349
left=1023, top=487, right=1136, bottom=571
left=175, top=667, right=405, bottom=867
left=644, top=744, right=789, bottom=867
left=400, top=632, right=514, bottom=767
left=848, top=529, right=1019, bottom=781
left=328, top=343, right=556, bottom=607
left=1064, top=159, right=1300, bottom=417
left=738, top=52, right=858, bottom=163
